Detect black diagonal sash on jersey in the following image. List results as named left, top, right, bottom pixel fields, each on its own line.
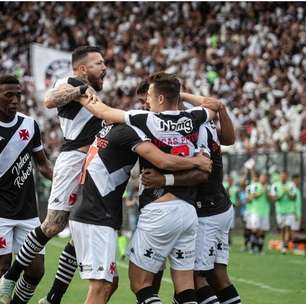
left=0, top=117, right=34, bottom=178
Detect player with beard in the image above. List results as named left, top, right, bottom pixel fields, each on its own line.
left=0, top=75, right=53, bottom=304
left=0, top=46, right=107, bottom=304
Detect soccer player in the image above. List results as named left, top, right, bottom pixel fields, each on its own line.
left=0, top=46, right=107, bottom=304
left=142, top=94, right=241, bottom=304
left=248, top=173, right=270, bottom=254
left=0, top=75, right=53, bottom=304
left=69, top=120, right=212, bottom=304
left=79, top=72, right=219, bottom=304
left=288, top=174, right=302, bottom=235
left=270, top=171, right=294, bottom=253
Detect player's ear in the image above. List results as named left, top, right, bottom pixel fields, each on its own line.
left=78, top=64, right=87, bottom=76
left=158, top=94, right=164, bottom=105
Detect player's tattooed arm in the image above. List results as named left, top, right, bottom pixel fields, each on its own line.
left=44, top=84, right=85, bottom=108
left=41, top=210, right=70, bottom=238
left=142, top=168, right=209, bottom=188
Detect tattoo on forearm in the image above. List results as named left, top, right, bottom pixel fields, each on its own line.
left=46, top=86, right=81, bottom=107
left=41, top=210, right=70, bottom=237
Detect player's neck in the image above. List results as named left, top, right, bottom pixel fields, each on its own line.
left=74, top=73, right=89, bottom=85
left=159, top=104, right=178, bottom=112
left=0, top=113, right=16, bottom=123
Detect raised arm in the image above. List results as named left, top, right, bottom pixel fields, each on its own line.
left=79, top=93, right=126, bottom=123
left=142, top=168, right=209, bottom=188
left=44, top=83, right=86, bottom=109
left=134, top=141, right=212, bottom=172
left=218, top=103, right=235, bottom=145
left=180, top=92, right=219, bottom=120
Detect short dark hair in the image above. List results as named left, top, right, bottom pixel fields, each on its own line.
left=292, top=174, right=300, bottom=179
left=148, top=72, right=180, bottom=104
left=0, top=75, right=20, bottom=85
left=136, top=79, right=149, bottom=95
left=72, top=46, right=102, bottom=67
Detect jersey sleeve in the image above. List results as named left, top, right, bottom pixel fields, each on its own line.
left=114, top=125, right=150, bottom=152
left=124, top=110, right=149, bottom=129
left=196, top=124, right=211, bottom=157
left=185, top=106, right=209, bottom=125
left=32, top=121, right=43, bottom=152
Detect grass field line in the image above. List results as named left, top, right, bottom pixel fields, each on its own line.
left=230, top=276, right=289, bottom=293
left=289, top=260, right=306, bottom=266
left=49, top=240, right=289, bottom=293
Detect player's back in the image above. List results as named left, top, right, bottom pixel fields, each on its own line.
left=70, top=123, right=146, bottom=229
left=195, top=121, right=231, bottom=217
left=124, top=107, right=209, bottom=209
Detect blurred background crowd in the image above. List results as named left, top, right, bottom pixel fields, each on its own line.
left=1, top=2, right=305, bottom=235
left=1, top=2, right=306, bottom=158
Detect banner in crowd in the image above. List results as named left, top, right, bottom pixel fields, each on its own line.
left=31, top=44, right=72, bottom=92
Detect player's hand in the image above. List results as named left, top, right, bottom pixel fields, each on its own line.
left=201, top=97, right=223, bottom=112
left=192, top=154, right=213, bottom=173
left=141, top=168, right=165, bottom=188
left=80, top=90, right=101, bottom=105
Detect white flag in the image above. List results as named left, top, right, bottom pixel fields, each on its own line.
left=31, top=44, right=72, bottom=92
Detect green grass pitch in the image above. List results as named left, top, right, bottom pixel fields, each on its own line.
left=30, top=235, right=306, bottom=304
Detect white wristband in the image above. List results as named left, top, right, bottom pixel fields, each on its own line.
left=164, top=174, right=175, bottom=186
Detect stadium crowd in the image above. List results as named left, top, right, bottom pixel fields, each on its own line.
left=1, top=2, right=306, bottom=159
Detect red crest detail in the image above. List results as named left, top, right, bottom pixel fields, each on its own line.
left=69, top=193, right=77, bottom=205
left=109, top=262, right=116, bottom=275
left=19, top=129, right=30, bottom=141
left=0, top=237, right=7, bottom=249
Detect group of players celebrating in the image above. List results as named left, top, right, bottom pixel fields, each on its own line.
left=0, top=46, right=241, bottom=304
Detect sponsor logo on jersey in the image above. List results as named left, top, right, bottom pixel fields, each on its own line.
left=159, top=117, right=193, bottom=133
left=96, top=137, right=109, bottom=149
left=11, top=153, right=33, bottom=188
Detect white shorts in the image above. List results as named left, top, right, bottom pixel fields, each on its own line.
left=0, top=217, right=45, bottom=255
left=292, top=218, right=301, bottom=231
left=48, top=151, right=86, bottom=211
left=194, top=206, right=233, bottom=271
left=231, top=207, right=235, bottom=229
left=249, top=214, right=270, bottom=231
left=277, top=214, right=295, bottom=229
left=245, top=211, right=253, bottom=230
left=69, top=220, right=117, bottom=282
left=128, top=200, right=198, bottom=274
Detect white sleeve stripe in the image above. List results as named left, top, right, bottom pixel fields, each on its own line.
left=32, top=145, right=43, bottom=152
left=202, top=107, right=209, bottom=122
left=124, top=112, right=131, bottom=125
left=131, top=138, right=151, bottom=152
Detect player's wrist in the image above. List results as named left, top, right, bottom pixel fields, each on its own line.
left=164, top=174, right=174, bottom=186
left=79, top=84, right=89, bottom=95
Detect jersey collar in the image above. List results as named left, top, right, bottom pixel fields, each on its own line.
left=0, top=114, right=18, bottom=128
